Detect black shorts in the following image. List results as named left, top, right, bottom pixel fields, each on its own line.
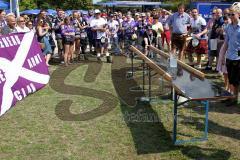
left=95, top=39, right=108, bottom=49
left=226, top=59, right=240, bottom=86
left=171, top=33, right=187, bottom=51
left=63, top=40, right=74, bottom=45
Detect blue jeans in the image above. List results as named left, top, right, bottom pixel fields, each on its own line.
left=43, top=36, right=52, bottom=55
left=110, top=37, right=121, bottom=55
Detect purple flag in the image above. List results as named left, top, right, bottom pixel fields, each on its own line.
left=0, top=32, right=50, bottom=116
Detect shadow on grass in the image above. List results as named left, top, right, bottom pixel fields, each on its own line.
left=181, top=146, right=231, bottom=160
left=179, top=115, right=240, bottom=141
left=50, top=62, right=118, bottom=121
left=111, top=56, right=231, bottom=159
left=208, top=102, right=239, bottom=114
left=111, top=56, right=176, bottom=154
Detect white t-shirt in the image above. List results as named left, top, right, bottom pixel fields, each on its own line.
left=16, top=26, right=30, bottom=33
left=87, top=16, right=95, bottom=25
left=190, top=16, right=207, bottom=39
left=107, top=20, right=119, bottom=38
left=90, top=17, right=107, bottom=39
left=152, top=22, right=163, bottom=37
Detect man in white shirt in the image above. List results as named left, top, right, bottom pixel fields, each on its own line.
left=90, top=9, right=111, bottom=63
left=107, top=14, right=121, bottom=55
left=152, top=16, right=163, bottom=49
left=185, top=8, right=208, bottom=69
left=16, top=16, right=30, bottom=33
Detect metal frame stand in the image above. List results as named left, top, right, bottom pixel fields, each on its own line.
left=126, top=52, right=135, bottom=80
left=173, top=91, right=209, bottom=145
left=129, top=59, right=149, bottom=92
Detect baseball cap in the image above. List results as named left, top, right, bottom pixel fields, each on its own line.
left=94, top=9, right=101, bottom=14
left=135, top=13, right=140, bottom=16
left=141, top=13, right=146, bottom=17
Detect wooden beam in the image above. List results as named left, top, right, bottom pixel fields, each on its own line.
left=129, top=46, right=172, bottom=82
left=148, top=46, right=205, bottom=79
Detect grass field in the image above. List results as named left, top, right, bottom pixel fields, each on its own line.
left=0, top=55, right=239, bottom=160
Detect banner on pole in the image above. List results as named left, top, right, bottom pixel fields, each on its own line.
left=0, top=32, right=50, bottom=117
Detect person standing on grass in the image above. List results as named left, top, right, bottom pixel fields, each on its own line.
left=205, top=8, right=224, bottom=71
left=220, top=3, right=240, bottom=106
left=185, top=8, right=208, bottom=69
left=159, top=9, right=171, bottom=52
left=217, top=15, right=231, bottom=91
left=79, top=12, right=89, bottom=61
left=72, top=11, right=81, bottom=62
left=87, top=10, right=95, bottom=54
left=53, top=9, right=65, bottom=61
left=36, top=18, right=52, bottom=66
left=168, top=3, right=191, bottom=60
left=90, top=9, right=111, bottom=63
left=61, top=17, right=75, bottom=66
left=107, top=14, right=121, bottom=56
left=152, top=15, right=163, bottom=49
left=142, top=25, right=157, bottom=56
left=121, top=14, right=137, bottom=56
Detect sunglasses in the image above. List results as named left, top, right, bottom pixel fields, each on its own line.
left=212, top=13, right=216, bottom=15
left=19, top=20, right=25, bottom=22
left=228, top=13, right=235, bottom=16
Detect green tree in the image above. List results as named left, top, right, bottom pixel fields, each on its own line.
left=19, top=0, right=37, bottom=10
left=19, top=0, right=93, bottom=11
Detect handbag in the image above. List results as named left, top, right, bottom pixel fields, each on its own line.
left=131, top=33, right=138, bottom=40
left=100, top=36, right=108, bottom=44
left=192, top=38, right=199, bottom=47
left=80, top=32, right=87, bottom=39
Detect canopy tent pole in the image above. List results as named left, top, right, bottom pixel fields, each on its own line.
left=16, top=0, right=20, bottom=17
left=9, top=0, right=20, bottom=17
left=10, top=0, right=12, bottom=13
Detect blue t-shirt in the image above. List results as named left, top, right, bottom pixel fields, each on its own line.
left=168, top=12, right=191, bottom=34
left=225, top=21, right=240, bottom=60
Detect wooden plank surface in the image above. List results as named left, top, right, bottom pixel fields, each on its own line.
left=148, top=46, right=205, bottom=79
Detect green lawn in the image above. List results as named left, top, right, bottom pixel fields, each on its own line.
left=0, top=56, right=239, bottom=160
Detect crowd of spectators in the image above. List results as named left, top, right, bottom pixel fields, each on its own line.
left=0, top=2, right=239, bottom=105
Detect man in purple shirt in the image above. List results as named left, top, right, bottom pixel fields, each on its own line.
left=122, top=14, right=137, bottom=56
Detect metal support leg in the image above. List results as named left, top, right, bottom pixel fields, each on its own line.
left=129, top=59, right=148, bottom=92
left=131, top=51, right=134, bottom=77
left=202, top=100, right=209, bottom=140
left=142, top=60, right=145, bottom=91
left=173, top=98, right=209, bottom=145
left=126, top=52, right=135, bottom=80
left=148, top=66, right=152, bottom=98
left=173, top=91, right=178, bottom=143
left=172, top=87, right=175, bottom=101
